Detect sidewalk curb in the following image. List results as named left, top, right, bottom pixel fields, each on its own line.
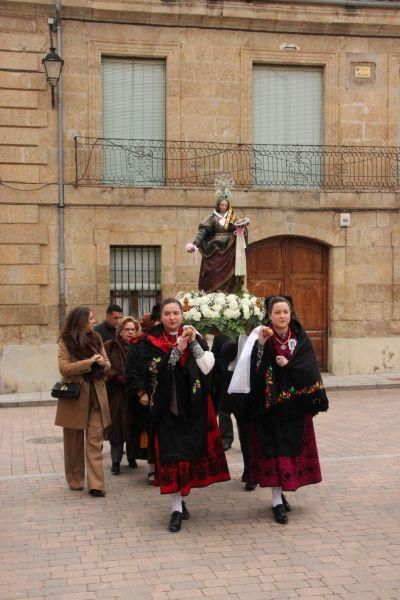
left=324, top=383, right=400, bottom=391
left=0, top=399, right=57, bottom=408
left=0, top=379, right=399, bottom=407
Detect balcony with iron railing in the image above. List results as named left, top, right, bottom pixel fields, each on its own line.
left=75, top=137, right=400, bottom=192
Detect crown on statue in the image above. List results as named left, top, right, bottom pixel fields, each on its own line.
left=215, top=176, right=234, bottom=201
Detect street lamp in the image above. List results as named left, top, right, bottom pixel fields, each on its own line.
left=42, top=46, right=63, bottom=108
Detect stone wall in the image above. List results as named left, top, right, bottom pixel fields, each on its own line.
left=0, top=0, right=399, bottom=391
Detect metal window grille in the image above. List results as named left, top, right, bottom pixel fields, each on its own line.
left=110, top=246, right=162, bottom=318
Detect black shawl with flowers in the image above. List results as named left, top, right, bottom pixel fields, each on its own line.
left=125, top=324, right=211, bottom=464
left=251, top=320, right=329, bottom=417
left=249, top=320, right=328, bottom=457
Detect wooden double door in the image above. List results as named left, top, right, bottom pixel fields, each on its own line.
left=247, top=236, right=329, bottom=370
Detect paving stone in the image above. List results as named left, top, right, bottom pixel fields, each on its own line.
left=0, top=389, right=400, bottom=599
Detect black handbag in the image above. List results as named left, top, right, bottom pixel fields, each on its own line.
left=51, top=381, right=81, bottom=399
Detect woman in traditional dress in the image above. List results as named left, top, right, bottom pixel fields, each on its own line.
left=186, top=186, right=248, bottom=293
left=249, top=295, right=329, bottom=523
left=55, top=305, right=111, bottom=497
left=125, top=298, right=230, bottom=532
left=104, top=317, right=144, bottom=475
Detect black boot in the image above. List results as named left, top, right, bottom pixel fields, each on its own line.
left=111, top=462, right=120, bottom=475
left=182, top=501, right=190, bottom=520
left=281, top=493, right=292, bottom=512
left=244, top=482, right=257, bottom=491
left=272, top=504, right=288, bottom=524
left=169, top=511, right=183, bottom=532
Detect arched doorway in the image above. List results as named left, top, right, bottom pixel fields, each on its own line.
left=247, top=236, right=329, bottom=370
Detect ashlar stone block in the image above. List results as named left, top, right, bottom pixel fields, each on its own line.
left=0, top=108, right=47, bottom=128
left=0, top=244, right=40, bottom=264
left=0, top=285, right=40, bottom=304
left=358, top=284, right=392, bottom=302
left=0, top=126, right=40, bottom=146
left=0, top=305, right=49, bottom=325
left=0, top=90, right=38, bottom=109
left=346, top=227, right=392, bottom=247
left=346, top=246, right=392, bottom=266
left=0, top=325, right=21, bottom=350
left=0, top=51, right=38, bottom=71
left=0, top=146, right=47, bottom=164
left=0, top=264, right=48, bottom=285
left=0, top=224, right=48, bottom=244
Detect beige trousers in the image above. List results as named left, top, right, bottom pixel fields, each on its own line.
left=63, top=406, right=105, bottom=491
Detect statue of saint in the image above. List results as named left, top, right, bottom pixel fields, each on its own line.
left=186, top=182, right=249, bottom=293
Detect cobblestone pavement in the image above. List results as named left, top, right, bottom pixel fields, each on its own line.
left=0, top=389, right=399, bottom=600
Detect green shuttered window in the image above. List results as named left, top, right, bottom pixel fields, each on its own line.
left=102, top=58, right=166, bottom=185
left=253, top=65, right=323, bottom=188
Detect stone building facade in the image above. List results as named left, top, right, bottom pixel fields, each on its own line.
left=0, top=0, right=399, bottom=392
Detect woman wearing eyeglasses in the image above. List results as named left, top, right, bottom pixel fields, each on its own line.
left=104, top=317, right=144, bottom=475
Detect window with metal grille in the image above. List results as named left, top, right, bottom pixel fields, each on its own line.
left=110, top=246, right=162, bottom=318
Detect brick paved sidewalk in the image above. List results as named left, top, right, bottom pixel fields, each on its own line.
left=1, top=372, right=400, bottom=408
left=0, top=389, right=399, bottom=600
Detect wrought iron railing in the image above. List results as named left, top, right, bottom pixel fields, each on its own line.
left=75, top=137, right=400, bottom=191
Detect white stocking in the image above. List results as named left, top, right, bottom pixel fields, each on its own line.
left=170, top=491, right=183, bottom=514
left=272, top=486, right=283, bottom=507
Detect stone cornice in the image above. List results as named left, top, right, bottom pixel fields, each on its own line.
left=2, top=0, right=400, bottom=37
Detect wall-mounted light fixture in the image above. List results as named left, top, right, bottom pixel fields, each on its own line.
left=42, top=17, right=63, bottom=109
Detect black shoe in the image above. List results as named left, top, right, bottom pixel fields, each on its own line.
left=128, top=459, right=138, bottom=469
left=244, top=482, right=257, bottom=492
left=89, top=489, right=105, bottom=497
left=147, top=472, right=155, bottom=486
left=222, top=440, right=232, bottom=451
left=282, top=493, right=292, bottom=512
left=272, top=504, right=288, bottom=524
left=111, top=462, right=120, bottom=475
left=182, top=501, right=190, bottom=520
left=169, top=511, right=183, bottom=532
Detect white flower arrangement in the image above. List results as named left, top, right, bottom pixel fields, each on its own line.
left=176, top=290, right=265, bottom=341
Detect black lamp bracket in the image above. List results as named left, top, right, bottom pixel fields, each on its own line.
left=47, top=17, right=58, bottom=47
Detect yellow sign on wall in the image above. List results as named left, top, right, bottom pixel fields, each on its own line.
left=354, top=65, right=372, bottom=79
left=353, top=64, right=374, bottom=79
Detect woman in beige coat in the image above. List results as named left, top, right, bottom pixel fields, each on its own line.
left=55, top=305, right=111, bottom=497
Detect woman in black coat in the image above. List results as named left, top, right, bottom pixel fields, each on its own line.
left=125, top=298, right=230, bottom=532
left=104, top=317, right=144, bottom=474
left=249, top=295, right=328, bottom=524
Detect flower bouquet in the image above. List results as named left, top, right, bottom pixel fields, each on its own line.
left=176, top=290, right=265, bottom=341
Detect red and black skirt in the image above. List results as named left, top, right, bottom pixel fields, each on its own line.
left=249, top=414, right=322, bottom=490
left=154, top=396, right=230, bottom=496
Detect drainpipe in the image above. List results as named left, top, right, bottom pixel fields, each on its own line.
left=55, top=0, right=66, bottom=327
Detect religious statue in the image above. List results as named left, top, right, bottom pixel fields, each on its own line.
left=186, top=180, right=249, bottom=293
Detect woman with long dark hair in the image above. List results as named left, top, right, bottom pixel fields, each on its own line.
left=126, top=298, right=230, bottom=532
left=55, top=305, right=111, bottom=497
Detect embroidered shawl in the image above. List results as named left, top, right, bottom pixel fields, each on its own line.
left=251, top=320, right=329, bottom=416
